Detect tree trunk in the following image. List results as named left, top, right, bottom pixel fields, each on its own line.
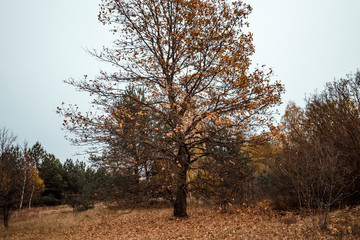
left=28, top=183, right=35, bottom=209
left=3, top=209, right=9, bottom=228
left=173, top=169, right=188, bottom=217
left=19, top=170, right=27, bottom=210
left=173, top=149, right=188, bottom=217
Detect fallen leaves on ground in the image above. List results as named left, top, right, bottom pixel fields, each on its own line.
left=1, top=204, right=360, bottom=239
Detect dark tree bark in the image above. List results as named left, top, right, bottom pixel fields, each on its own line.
left=173, top=164, right=188, bottom=218
left=3, top=207, right=9, bottom=228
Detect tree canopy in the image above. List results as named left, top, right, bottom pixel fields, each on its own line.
left=58, top=0, right=283, bottom=217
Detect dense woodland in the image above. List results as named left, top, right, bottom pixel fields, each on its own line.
left=1, top=0, right=360, bottom=235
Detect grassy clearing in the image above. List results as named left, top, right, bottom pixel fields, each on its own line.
left=1, top=204, right=359, bottom=239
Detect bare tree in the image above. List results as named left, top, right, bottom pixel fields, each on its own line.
left=0, top=127, right=17, bottom=153
left=276, top=72, right=360, bottom=229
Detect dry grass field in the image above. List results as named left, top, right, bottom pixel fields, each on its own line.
left=1, top=203, right=360, bottom=239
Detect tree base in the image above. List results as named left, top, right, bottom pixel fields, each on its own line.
left=173, top=208, right=188, bottom=218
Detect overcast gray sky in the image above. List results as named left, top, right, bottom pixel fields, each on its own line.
left=1, top=0, right=359, bottom=162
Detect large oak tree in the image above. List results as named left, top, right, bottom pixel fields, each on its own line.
left=58, top=0, right=283, bottom=217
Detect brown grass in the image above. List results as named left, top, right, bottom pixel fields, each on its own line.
left=1, top=204, right=359, bottom=239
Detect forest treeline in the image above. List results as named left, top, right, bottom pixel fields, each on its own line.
left=0, top=137, right=109, bottom=228
left=1, top=70, right=359, bottom=229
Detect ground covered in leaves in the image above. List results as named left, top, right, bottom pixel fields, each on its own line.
left=1, top=204, right=360, bottom=239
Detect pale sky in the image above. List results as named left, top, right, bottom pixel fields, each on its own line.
left=1, top=0, right=360, bottom=162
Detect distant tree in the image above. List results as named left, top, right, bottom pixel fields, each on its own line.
left=191, top=130, right=255, bottom=211
left=63, top=159, right=97, bottom=211
left=18, top=147, right=45, bottom=210
left=26, top=165, right=44, bottom=209
left=38, top=154, right=67, bottom=206
left=28, top=142, right=47, bottom=169
left=58, top=0, right=283, bottom=217
left=0, top=148, right=22, bottom=228
left=88, top=167, right=115, bottom=202
left=0, top=128, right=20, bottom=228
left=0, top=128, right=44, bottom=227
left=304, top=71, right=360, bottom=205
left=27, top=142, right=47, bottom=208
left=276, top=71, right=360, bottom=229
left=26, top=143, right=106, bottom=208
left=18, top=144, right=33, bottom=210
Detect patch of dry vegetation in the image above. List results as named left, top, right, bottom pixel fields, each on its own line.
left=1, top=204, right=359, bottom=239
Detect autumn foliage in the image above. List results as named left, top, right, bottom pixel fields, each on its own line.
left=57, top=0, right=283, bottom=217
left=273, top=71, right=360, bottom=228
left=0, top=128, right=44, bottom=228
